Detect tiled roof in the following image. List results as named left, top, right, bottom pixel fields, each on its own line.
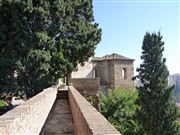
left=92, top=53, right=134, bottom=61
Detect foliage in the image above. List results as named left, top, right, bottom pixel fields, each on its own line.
left=177, top=106, right=180, bottom=118
left=174, top=84, right=180, bottom=103
left=0, top=100, right=8, bottom=110
left=84, top=94, right=97, bottom=108
left=100, top=88, right=140, bottom=135
left=0, top=0, right=101, bottom=98
left=133, top=32, right=179, bottom=135
left=81, top=90, right=99, bottom=109
left=176, top=106, right=180, bottom=130
left=0, top=100, right=7, bottom=107
left=176, top=121, right=180, bottom=127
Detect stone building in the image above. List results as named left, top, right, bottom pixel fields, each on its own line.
left=71, top=53, right=134, bottom=89
left=92, top=53, right=134, bottom=89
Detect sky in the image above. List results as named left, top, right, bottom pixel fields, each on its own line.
left=92, top=0, right=180, bottom=75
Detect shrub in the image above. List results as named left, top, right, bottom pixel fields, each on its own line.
left=100, top=88, right=140, bottom=135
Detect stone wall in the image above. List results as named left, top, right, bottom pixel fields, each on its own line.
left=114, top=60, right=134, bottom=89
left=109, top=60, right=116, bottom=88
left=93, top=60, right=112, bottom=85
left=68, top=86, right=121, bottom=135
left=93, top=59, right=134, bottom=89
left=69, top=78, right=100, bottom=93
left=69, top=78, right=100, bottom=109
left=71, top=58, right=94, bottom=78
left=0, top=86, right=57, bottom=135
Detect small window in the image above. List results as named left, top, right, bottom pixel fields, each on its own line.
left=122, top=68, right=127, bottom=79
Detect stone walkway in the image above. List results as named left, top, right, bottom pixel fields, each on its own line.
left=43, top=99, right=74, bottom=135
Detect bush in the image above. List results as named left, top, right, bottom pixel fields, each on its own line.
left=177, top=107, right=180, bottom=118
left=100, top=88, right=140, bottom=135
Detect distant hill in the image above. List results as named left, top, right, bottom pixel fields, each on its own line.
left=169, top=73, right=180, bottom=103
left=134, top=73, right=180, bottom=103
left=134, top=73, right=180, bottom=86
left=168, top=73, right=180, bottom=86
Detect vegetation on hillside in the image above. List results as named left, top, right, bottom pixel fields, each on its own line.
left=0, top=0, right=101, bottom=98
left=174, top=84, right=180, bottom=103
left=100, top=88, right=139, bottom=135
left=133, top=32, right=179, bottom=135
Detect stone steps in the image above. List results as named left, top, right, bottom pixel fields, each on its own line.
left=57, top=90, right=68, bottom=99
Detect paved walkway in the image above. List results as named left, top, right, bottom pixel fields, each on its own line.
left=43, top=99, right=74, bottom=135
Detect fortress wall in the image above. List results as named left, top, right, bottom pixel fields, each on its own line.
left=0, top=86, right=57, bottom=134
left=69, top=78, right=100, bottom=109
left=68, top=86, right=121, bottom=135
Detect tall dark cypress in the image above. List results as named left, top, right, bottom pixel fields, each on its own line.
left=0, top=0, right=101, bottom=98
left=134, top=32, right=179, bottom=135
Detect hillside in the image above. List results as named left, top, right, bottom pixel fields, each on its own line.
left=168, top=73, right=180, bottom=86
left=169, top=73, right=180, bottom=103
left=135, top=73, right=180, bottom=103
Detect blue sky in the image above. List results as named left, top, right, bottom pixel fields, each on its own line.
left=93, top=0, right=180, bottom=75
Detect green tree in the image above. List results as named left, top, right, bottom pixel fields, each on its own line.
left=100, top=88, right=139, bottom=135
left=0, top=0, right=101, bottom=98
left=134, top=32, right=179, bottom=135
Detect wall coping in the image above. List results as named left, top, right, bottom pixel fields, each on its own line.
left=0, top=85, right=57, bottom=134
left=69, top=86, right=121, bottom=135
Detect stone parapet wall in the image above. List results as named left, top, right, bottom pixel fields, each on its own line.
left=0, top=86, right=57, bottom=135
left=69, top=78, right=100, bottom=92
left=69, top=78, right=100, bottom=110
left=68, top=86, right=121, bottom=135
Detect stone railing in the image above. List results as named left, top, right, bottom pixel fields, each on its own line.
left=68, top=86, right=121, bottom=135
left=0, top=86, right=57, bottom=134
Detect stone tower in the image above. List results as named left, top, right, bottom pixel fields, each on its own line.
left=92, top=53, right=134, bottom=89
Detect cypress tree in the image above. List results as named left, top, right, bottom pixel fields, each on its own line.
left=134, top=32, right=179, bottom=135
left=0, top=0, right=101, bottom=98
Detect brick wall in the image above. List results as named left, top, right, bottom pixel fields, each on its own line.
left=0, top=86, right=57, bottom=134
left=68, top=86, right=121, bottom=135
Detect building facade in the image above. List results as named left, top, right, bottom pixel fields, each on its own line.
left=71, top=53, right=134, bottom=89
